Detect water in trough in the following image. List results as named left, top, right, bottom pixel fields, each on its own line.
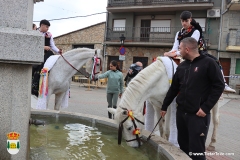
left=30, top=114, right=167, bottom=160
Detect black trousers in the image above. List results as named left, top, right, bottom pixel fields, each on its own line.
left=31, top=51, right=54, bottom=97
left=176, top=109, right=210, bottom=160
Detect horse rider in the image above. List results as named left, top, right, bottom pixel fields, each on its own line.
left=164, top=11, right=236, bottom=93
left=32, top=19, right=62, bottom=97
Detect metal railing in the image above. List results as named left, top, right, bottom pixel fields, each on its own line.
left=106, top=27, right=210, bottom=45
left=108, top=0, right=212, bottom=7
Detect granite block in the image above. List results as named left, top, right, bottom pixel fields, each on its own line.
left=0, top=64, right=32, bottom=159
left=0, top=27, right=44, bottom=64
left=0, top=0, right=43, bottom=29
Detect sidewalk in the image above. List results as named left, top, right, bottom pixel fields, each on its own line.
left=31, top=81, right=240, bottom=160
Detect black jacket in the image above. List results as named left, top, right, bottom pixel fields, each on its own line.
left=162, top=55, right=224, bottom=114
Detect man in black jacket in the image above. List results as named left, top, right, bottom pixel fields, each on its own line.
left=161, top=37, right=224, bottom=160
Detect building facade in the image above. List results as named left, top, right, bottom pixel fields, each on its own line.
left=53, top=22, right=106, bottom=77
left=221, top=0, right=240, bottom=92
left=54, top=22, right=105, bottom=52
left=104, top=0, right=240, bottom=92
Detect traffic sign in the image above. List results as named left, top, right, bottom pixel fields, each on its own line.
left=119, top=55, right=125, bottom=61
left=119, top=46, right=126, bottom=55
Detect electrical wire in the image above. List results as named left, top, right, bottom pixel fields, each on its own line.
left=33, top=12, right=107, bottom=22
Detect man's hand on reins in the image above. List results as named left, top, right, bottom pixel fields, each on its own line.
left=164, top=50, right=177, bottom=57
left=58, top=49, right=63, bottom=54
left=160, top=110, right=167, bottom=117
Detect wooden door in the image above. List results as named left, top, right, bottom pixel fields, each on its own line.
left=140, top=20, right=151, bottom=42
left=219, top=58, right=231, bottom=84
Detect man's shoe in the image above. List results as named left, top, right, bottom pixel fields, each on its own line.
left=224, top=85, right=236, bottom=93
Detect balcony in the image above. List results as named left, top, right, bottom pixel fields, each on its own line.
left=227, top=0, right=240, bottom=10
left=226, top=29, right=240, bottom=52
left=107, top=0, right=213, bottom=13
left=105, top=27, right=210, bottom=47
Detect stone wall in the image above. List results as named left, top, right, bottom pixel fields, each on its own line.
left=54, top=22, right=105, bottom=52
left=105, top=46, right=170, bottom=75
left=221, top=10, right=240, bottom=91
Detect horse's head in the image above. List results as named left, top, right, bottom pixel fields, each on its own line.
left=108, top=59, right=173, bottom=147
left=108, top=103, right=146, bottom=147
left=85, top=49, right=103, bottom=75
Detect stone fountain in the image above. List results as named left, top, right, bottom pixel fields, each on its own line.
left=0, top=0, right=44, bottom=159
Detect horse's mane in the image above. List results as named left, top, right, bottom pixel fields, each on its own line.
left=63, top=48, right=95, bottom=58
left=120, top=59, right=167, bottom=111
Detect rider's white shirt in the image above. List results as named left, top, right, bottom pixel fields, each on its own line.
left=39, top=30, right=60, bottom=54
left=170, top=30, right=200, bottom=56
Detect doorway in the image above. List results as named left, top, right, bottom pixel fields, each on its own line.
left=219, top=58, right=231, bottom=84
left=140, top=20, right=151, bottom=42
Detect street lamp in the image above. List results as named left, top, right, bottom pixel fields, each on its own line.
left=119, top=34, right=125, bottom=46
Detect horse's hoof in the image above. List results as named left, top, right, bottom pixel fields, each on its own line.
left=207, top=145, right=215, bottom=151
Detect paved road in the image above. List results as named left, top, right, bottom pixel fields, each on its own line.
left=31, top=82, right=240, bottom=160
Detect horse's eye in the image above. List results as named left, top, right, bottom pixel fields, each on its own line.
left=122, top=111, right=128, bottom=115
left=127, top=126, right=133, bottom=131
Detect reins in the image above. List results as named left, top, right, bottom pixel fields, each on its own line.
left=59, top=52, right=89, bottom=78
left=146, top=116, right=162, bottom=141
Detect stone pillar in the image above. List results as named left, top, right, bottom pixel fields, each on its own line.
left=0, top=0, right=44, bottom=159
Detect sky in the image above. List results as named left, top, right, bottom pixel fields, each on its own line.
left=33, top=0, right=108, bottom=37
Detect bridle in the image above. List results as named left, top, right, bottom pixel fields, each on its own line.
left=118, top=107, right=145, bottom=147
left=59, top=51, right=101, bottom=79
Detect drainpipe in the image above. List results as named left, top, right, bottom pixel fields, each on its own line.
left=217, top=0, right=228, bottom=59
left=102, top=2, right=109, bottom=73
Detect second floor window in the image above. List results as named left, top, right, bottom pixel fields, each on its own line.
left=194, top=18, right=206, bottom=32
left=150, top=20, right=171, bottom=33
left=113, top=19, right=126, bottom=31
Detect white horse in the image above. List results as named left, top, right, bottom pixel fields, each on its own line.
left=108, top=58, right=219, bottom=151
left=44, top=48, right=102, bottom=110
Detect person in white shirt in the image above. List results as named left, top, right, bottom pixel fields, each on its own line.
left=164, top=11, right=236, bottom=93
left=38, top=19, right=62, bottom=59
left=32, top=19, right=62, bottom=97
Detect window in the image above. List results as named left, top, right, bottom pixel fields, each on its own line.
left=150, top=20, right=171, bottom=32
left=113, top=19, right=126, bottom=31
left=236, top=59, right=240, bottom=74
left=194, top=18, right=206, bottom=32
